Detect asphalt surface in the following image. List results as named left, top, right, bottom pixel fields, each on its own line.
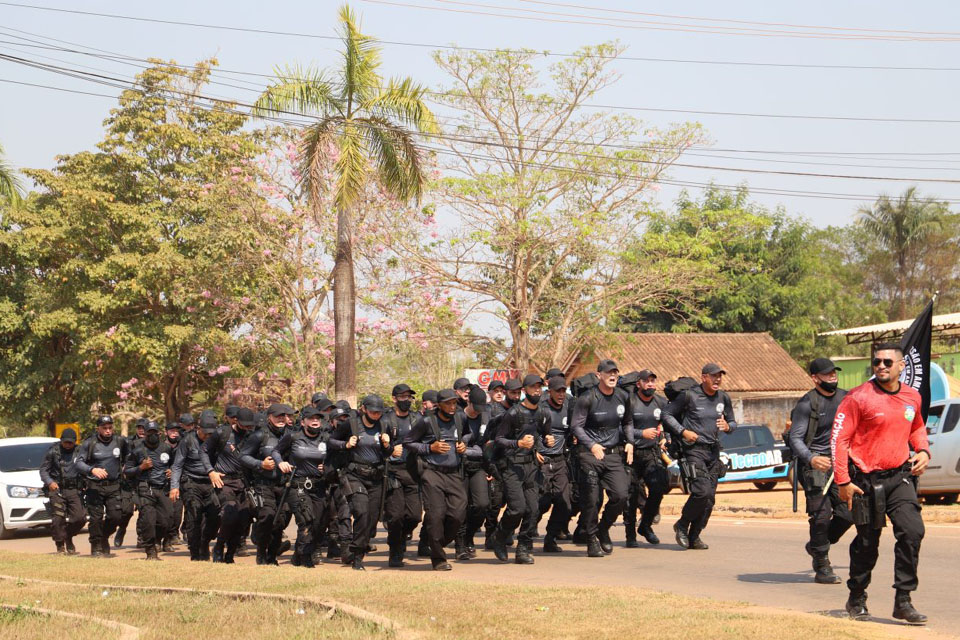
left=3, top=512, right=958, bottom=637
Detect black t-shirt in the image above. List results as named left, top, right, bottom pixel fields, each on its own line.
left=788, top=389, right=847, bottom=463
left=538, top=398, right=571, bottom=455
left=630, top=392, right=667, bottom=450
left=662, top=385, right=738, bottom=446
left=570, top=387, right=634, bottom=448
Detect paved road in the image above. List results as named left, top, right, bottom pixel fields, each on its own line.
left=3, top=514, right=957, bottom=637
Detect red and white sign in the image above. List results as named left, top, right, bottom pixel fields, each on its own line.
left=465, top=369, right=521, bottom=391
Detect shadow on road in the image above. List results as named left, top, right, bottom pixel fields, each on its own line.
left=737, top=571, right=814, bottom=584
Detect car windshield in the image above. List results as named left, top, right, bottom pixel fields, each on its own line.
left=721, top=429, right=753, bottom=449
left=0, top=442, right=53, bottom=472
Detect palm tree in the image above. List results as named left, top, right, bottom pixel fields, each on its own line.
left=0, top=141, right=23, bottom=207
left=253, top=4, right=436, bottom=404
left=857, top=186, right=945, bottom=318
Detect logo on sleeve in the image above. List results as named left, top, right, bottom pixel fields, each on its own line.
left=616, top=405, right=625, bottom=417
left=716, top=403, right=724, bottom=414
left=562, top=416, right=568, bottom=426
left=160, top=452, right=170, bottom=464
left=904, top=405, right=916, bottom=422
left=112, top=447, right=121, bottom=458
left=318, top=442, right=327, bottom=454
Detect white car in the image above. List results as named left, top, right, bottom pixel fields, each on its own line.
left=921, top=400, right=960, bottom=505
left=0, top=436, right=59, bottom=538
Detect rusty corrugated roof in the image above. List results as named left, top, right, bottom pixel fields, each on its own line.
left=565, top=332, right=812, bottom=393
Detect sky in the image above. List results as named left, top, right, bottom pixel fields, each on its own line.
left=2, top=0, right=960, bottom=227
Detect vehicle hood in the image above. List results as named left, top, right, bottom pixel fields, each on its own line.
left=0, top=470, right=43, bottom=488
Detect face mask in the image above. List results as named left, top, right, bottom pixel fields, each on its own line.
left=525, top=393, right=542, bottom=406
left=640, top=387, right=655, bottom=397
left=167, top=435, right=179, bottom=445
left=505, top=396, right=517, bottom=407
left=98, top=432, right=112, bottom=443
left=396, top=400, right=412, bottom=412
left=819, top=380, right=838, bottom=393
left=145, top=433, right=160, bottom=447
left=304, top=424, right=320, bottom=436
left=438, top=408, right=455, bottom=421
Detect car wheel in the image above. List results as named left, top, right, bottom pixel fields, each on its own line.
left=753, top=481, right=777, bottom=491
left=0, top=510, right=13, bottom=540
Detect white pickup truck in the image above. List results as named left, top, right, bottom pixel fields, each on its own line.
left=921, top=399, right=960, bottom=504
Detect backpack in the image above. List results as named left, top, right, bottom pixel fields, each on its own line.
left=571, top=373, right=599, bottom=397
left=664, top=376, right=698, bottom=402
left=407, top=412, right=464, bottom=480
left=617, top=371, right=643, bottom=391
left=785, top=390, right=822, bottom=457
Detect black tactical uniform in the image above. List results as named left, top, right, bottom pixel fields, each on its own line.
left=241, top=404, right=291, bottom=565
left=204, top=408, right=255, bottom=563
left=124, top=422, right=175, bottom=559
left=39, top=429, right=85, bottom=554
left=625, top=370, right=669, bottom=547
left=662, top=363, right=738, bottom=549
left=75, top=416, right=128, bottom=556
left=328, top=395, right=395, bottom=570
left=537, top=377, right=573, bottom=553
left=404, top=389, right=468, bottom=570
left=271, top=406, right=331, bottom=567
left=164, top=422, right=184, bottom=544
left=570, top=361, right=634, bottom=556
left=483, top=379, right=517, bottom=547
left=458, top=387, right=492, bottom=560
left=382, top=385, right=423, bottom=567
left=171, top=411, right=219, bottom=560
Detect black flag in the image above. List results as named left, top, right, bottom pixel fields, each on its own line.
left=899, top=299, right=934, bottom=421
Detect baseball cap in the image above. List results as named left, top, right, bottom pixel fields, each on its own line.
left=487, top=380, right=505, bottom=391
left=421, top=390, right=439, bottom=403
left=522, top=373, right=544, bottom=387
left=361, top=394, right=385, bottom=412
left=392, top=383, right=414, bottom=396
left=300, top=406, right=322, bottom=420
left=637, top=369, right=657, bottom=381
left=60, top=428, right=77, bottom=443
left=315, top=398, right=334, bottom=412
left=468, top=386, right=488, bottom=409
left=198, top=410, right=219, bottom=432
left=545, top=368, right=564, bottom=380
left=96, top=415, right=114, bottom=426
left=224, top=405, right=240, bottom=419
left=597, top=359, right=619, bottom=373
left=809, top=357, right=841, bottom=375
left=437, top=389, right=458, bottom=403
left=504, top=378, right=523, bottom=391
left=311, top=392, right=328, bottom=405
left=453, top=377, right=471, bottom=390
left=701, top=363, right=727, bottom=375
left=548, top=377, right=568, bottom=391
left=179, top=413, right=195, bottom=425
left=236, top=408, right=257, bottom=427
left=267, top=403, right=294, bottom=416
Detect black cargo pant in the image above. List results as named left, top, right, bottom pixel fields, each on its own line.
left=214, top=475, right=249, bottom=554
left=537, top=454, right=572, bottom=537
left=84, top=480, right=123, bottom=552
left=117, top=481, right=135, bottom=540
left=625, top=447, right=668, bottom=536
left=46, top=486, right=86, bottom=545
left=497, top=454, right=540, bottom=548
left=181, top=476, right=219, bottom=558
left=800, top=462, right=852, bottom=557
left=847, top=465, right=924, bottom=594
left=341, top=464, right=385, bottom=559
left=168, top=497, right=183, bottom=541
left=462, top=462, right=490, bottom=544
left=484, top=475, right=506, bottom=537
left=384, top=464, right=422, bottom=556
left=251, top=481, right=287, bottom=557
left=578, top=446, right=629, bottom=539
left=136, top=483, right=173, bottom=550
left=677, top=445, right=722, bottom=540
left=420, top=465, right=467, bottom=563
left=289, top=477, right=329, bottom=560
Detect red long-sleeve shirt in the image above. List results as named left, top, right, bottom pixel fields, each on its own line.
left=831, top=380, right=930, bottom=485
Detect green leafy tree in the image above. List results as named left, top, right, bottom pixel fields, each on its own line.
left=0, top=141, right=22, bottom=206
left=0, top=59, right=280, bottom=430
left=253, top=4, right=436, bottom=405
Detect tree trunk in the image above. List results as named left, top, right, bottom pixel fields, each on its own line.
left=333, top=203, right=358, bottom=406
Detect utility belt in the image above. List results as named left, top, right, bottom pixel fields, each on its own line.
left=138, top=481, right=170, bottom=495
left=849, top=461, right=912, bottom=530
left=424, top=462, right=460, bottom=475
left=634, top=446, right=661, bottom=460
left=183, top=474, right=211, bottom=485
left=799, top=455, right=833, bottom=490
left=345, top=461, right=384, bottom=480
left=86, top=478, right=120, bottom=490
left=503, top=451, right=536, bottom=464
left=463, top=459, right=485, bottom=473
left=218, top=472, right=243, bottom=480
left=582, top=444, right=623, bottom=456
left=294, top=476, right=324, bottom=492
left=56, top=479, right=82, bottom=490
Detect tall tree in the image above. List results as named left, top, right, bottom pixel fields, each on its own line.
left=0, top=141, right=22, bottom=206
left=252, top=4, right=436, bottom=405
left=856, top=187, right=946, bottom=319
left=398, top=43, right=705, bottom=371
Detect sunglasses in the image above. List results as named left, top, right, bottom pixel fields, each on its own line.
left=871, top=357, right=896, bottom=368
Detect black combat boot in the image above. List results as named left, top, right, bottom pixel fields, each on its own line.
left=388, top=550, right=405, bottom=568
left=326, top=540, right=340, bottom=559
left=352, top=554, right=365, bottom=571
left=586, top=536, right=604, bottom=558
left=161, top=539, right=176, bottom=553
left=113, top=529, right=125, bottom=548
left=432, top=559, right=452, bottom=571
left=845, top=591, right=869, bottom=621
left=556, top=528, right=570, bottom=541
left=491, top=530, right=509, bottom=563
left=673, top=521, right=690, bottom=549
left=893, top=590, right=927, bottom=625
left=65, top=539, right=79, bottom=556
left=465, top=534, right=477, bottom=558
left=256, top=546, right=268, bottom=565
left=235, top=536, right=249, bottom=557
left=212, top=542, right=225, bottom=563
left=301, top=545, right=316, bottom=568
left=639, top=524, right=660, bottom=545
left=99, top=540, right=113, bottom=557
left=417, top=537, right=431, bottom=557
left=278, top=539, right=292, bottom=556
left=624, top=524, right=639, bottom=548
left=543, top=533, right=562, bottom=553
left=55, top=541, right=66, bottom=555
left=515, top=543, right=535, bottom=565
left=198, top=539, right=211, bottom=561
left=223, top=544, right=236, bottom=564
left=145, top=545, right=160, bottom=561
left=455, top=533, right=470, bottom=561
left=572, top=526, right=588, bottom=545
left=812, top=555, right=841, bottom=584
left=597, top=527, right=614, bottom=555
left=689, top=537, right=709, bottom=550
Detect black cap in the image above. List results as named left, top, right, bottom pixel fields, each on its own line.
left=335, top=399, right=352, bottom=411
left=60, top=428, right=77, bottom=442
left=504, top=378, right=523, bottom=391
left=392, top=383, right=414, bottom=396
left=637, top=369, right=657, bottom=381
left=311, top=392, right=328, bottom=405
left=421, top=390, right=439, bottom=403
left=198, top=410, right=219, bottom=432
left=701, top=363, right=726, bottom=375
left=255, top=412, right=268, bottom=429
left=545, top=368, right=564, bottom=380
left=236, top=408, right=256, bottom=427
left=361, top=394, right=385, bottom=412
left=179, top=413, right=195, bottom=425
left=597, top=359, right=619, bottom=373
left=453, top=377, right=471, bottom=390
left=548, top=377, right=567, bottom=391
left=809, top=357, right=841, bottom=375
left=329, top=407, right=350, bottom=421
left=96, top=415, right=114, bottom=426
left=300, top=406, right=322, bottom=420
left=487, top=380, right=505, bottom=391
left=267, top=403, right=294, bottom=416
left=315, top=398, right=334, bottom=412
left=437, top=389, right=458, bottom=403
left=225, top=405, right=240, bottom=419
left=135, top=417, right=148, bottom=429
left=468, top=386, right=488, bottom=408
left=145, top=421, right=160, bottom=432
left=165, top=422, right=181, bottom=432
left=522, top=373, right=544, bottom=387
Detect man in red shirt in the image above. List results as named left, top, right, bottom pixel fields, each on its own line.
left=832, top=343, right=931, bottom=625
